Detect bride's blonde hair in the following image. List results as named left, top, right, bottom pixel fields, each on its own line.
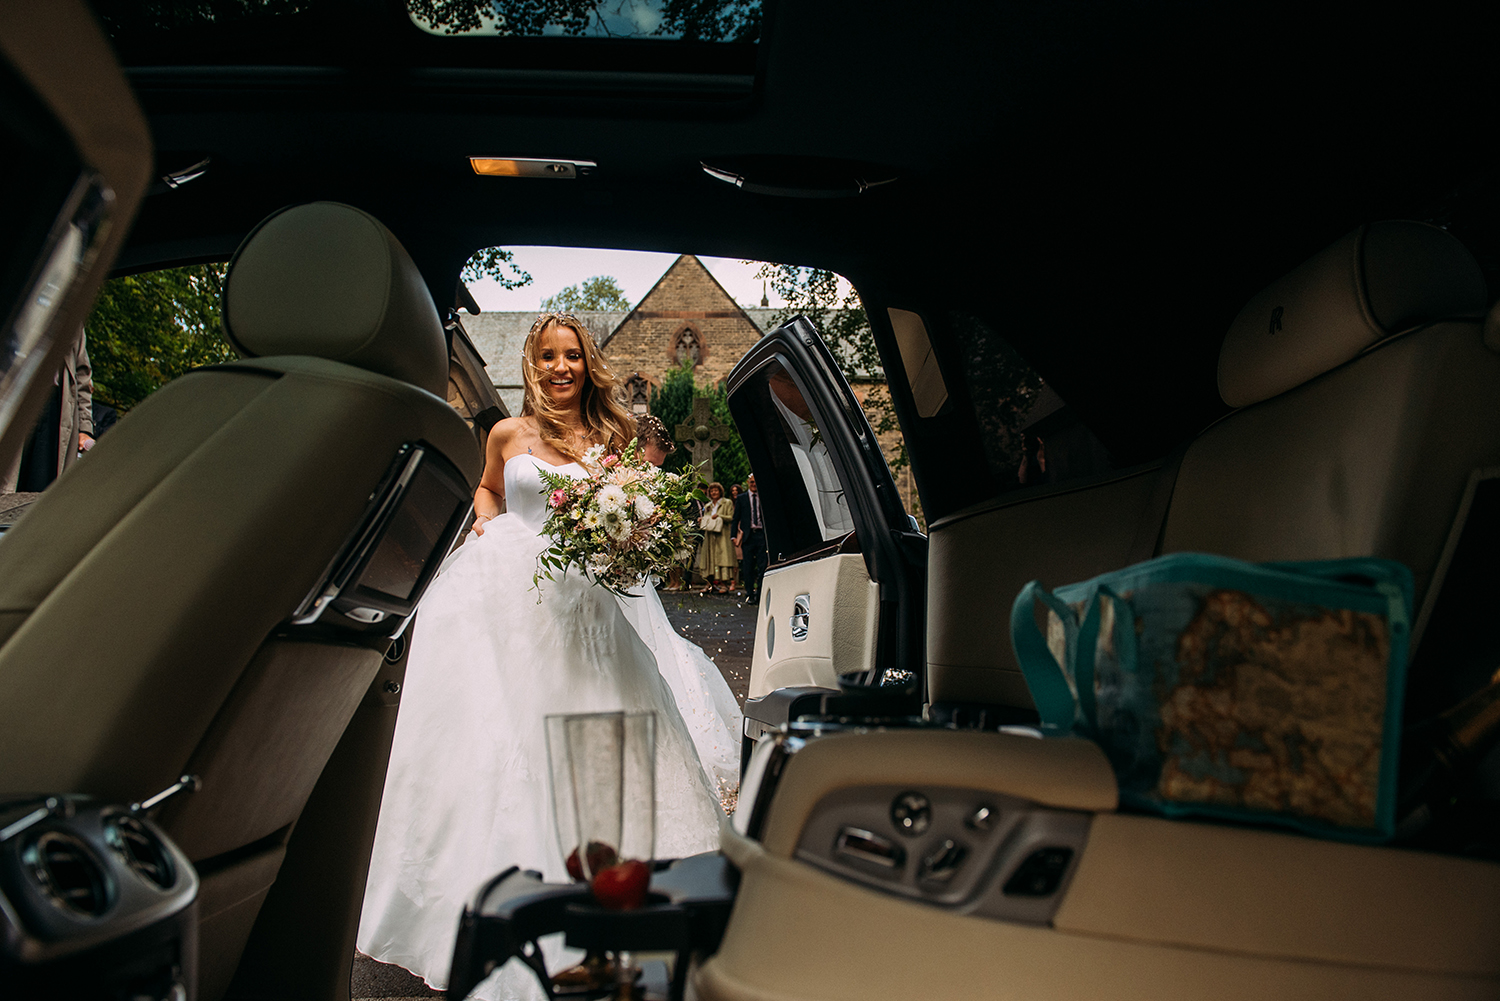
left=520, top=312, right=636, bottom=462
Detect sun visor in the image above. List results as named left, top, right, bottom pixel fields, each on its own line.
left=1218, top=221, right=1487, bottom=408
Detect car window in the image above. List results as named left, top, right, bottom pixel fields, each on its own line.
left=946, top=309, right=1112, bottom=495
left=733, top=355, right=854, bottom=554
left=84, top=264, right=235, bottom=423
left=756, top=264, right=919, bottom=522
left=407, top=0, right=761, bottom=40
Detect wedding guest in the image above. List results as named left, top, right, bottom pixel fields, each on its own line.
left=694, top=482, right=736, bottom=594
left=734, top=473, right=767, bottom=605
left=637, top=413, right=674, bottom=467
left=2, top=331, right=93, bottom=493
left=727, top=484, right=742, bottom=590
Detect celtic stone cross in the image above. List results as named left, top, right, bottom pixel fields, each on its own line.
left=675, top=396, right=732, bottom=485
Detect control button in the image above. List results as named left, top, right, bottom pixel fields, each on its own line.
left=919, top=839, right=967, bottom=883
left=965, top=804, right=996, bottom=832
left=890, top=791, right=931, bottom=837
left=1003, top=847, right=1075, bottom=897
left=835, top=827, right=905, bottom=869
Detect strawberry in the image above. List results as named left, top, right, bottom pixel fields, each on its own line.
left=590, top=859, right=650, bottom=910
left=565, top=840, right=619, bottom=882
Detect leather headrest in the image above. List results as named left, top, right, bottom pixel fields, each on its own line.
left=222, top=202, right=448, bottom=396
left=1218, top=221, right=1487, bottom=407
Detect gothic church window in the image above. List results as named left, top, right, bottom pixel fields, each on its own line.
left=674, top=325, right=702, bottom=367
left=625, top=374, right=651, bottom=415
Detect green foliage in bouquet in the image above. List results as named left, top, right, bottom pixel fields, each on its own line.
left=533, top=440, right=706, bottom=598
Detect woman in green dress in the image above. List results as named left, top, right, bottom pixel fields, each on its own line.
left=694, top=481, right=738, bottom=593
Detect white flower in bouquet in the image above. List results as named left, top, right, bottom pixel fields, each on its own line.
left=602, top=509, right=633, bottom=541
left=533, top=436, right=708, bottom=597
left=597, top=484, right=628, bottom=513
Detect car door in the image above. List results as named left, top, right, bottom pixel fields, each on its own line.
left=727, top=315, right=926, bottom=765
left=0, top=5, right=151, bottom=494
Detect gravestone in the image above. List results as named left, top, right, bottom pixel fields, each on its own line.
left=676, top=396, right=732, bottom=485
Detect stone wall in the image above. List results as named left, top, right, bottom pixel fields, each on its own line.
left=601, top=256, right=767, bottom=392
left=455, top=261, right=917, bottom=518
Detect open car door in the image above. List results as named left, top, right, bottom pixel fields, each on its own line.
left=727, top=315, right=927, bottom=767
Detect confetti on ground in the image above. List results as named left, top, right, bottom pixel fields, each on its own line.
left=657, top=585, right=756, bottom=710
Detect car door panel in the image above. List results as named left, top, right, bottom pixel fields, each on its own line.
left=727, top=316, right=926, bottom=768
left=705, top=729, right=1500, bottom=1001
left=750, top=552, right=879, bottom=699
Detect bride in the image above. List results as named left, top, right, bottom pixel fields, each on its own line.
left=358, top=312, right=740, bottom=999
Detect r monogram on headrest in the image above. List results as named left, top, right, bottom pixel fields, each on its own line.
left=1269, top=305, right=1284, bottom=336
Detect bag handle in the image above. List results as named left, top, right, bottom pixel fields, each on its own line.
left=1073, top=585, right=1139, bottom=735
left=1010, top=580, right=1082, bottom=734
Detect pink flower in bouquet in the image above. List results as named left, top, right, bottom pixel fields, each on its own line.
left=602, top=454, right=618, bottom=467
left=550, top=488, right=567, bottom=508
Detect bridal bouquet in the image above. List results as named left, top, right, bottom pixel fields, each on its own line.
left=534, top=441, right=704, bottom=597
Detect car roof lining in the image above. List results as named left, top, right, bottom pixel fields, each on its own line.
left=108, top=0, right=1500, bottom=513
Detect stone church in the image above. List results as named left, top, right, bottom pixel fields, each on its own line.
left=461, top=254, right=776, bottom=417
left=460, top=254, right=917, bottom=515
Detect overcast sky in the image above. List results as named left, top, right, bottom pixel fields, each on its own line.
left=464, top=246, right=853, bottom=313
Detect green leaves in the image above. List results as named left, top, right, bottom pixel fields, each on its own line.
left=754, top=262, right=908, bottom=469
left=406, top=0, right=761, bottom=40
left=533, top=444, right=702, bottom=598
left=462, top=247, right=533, bottom=291
left=647, top=361, right=749, bottom=487
left=85, top=264, right=237, bottom=412
left=540, top=275, right=631, bottom=312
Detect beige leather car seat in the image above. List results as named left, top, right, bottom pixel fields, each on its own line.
left=1162, top=220, right=1495, bottom=601
left=0, top=202, right=483, bottom=999
left=927, top=220, right=1496, bottom=719
left=1162, top=220, right=1498, bottom=732
left=702, top=224, right=1500, bottom=1001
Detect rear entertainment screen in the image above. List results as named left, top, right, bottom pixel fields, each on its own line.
left=355, top=458, right=465, bottom=602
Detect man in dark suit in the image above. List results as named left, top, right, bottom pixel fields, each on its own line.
left=733, top=473, right=767, bottom=606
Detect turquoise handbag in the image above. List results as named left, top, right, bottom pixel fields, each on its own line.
left=1010, top=554, right=1413, bottom=842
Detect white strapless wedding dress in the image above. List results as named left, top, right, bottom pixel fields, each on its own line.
left=357, top=454, right=739, bottom=999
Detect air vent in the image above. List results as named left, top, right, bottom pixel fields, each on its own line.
left=105, top=815, right=175, bottom=890
left=24, top=832, right=111, bottom=916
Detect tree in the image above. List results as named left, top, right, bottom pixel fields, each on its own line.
left=648, top=361, right=748, bottom=487
left=462, top=247, right=532, bottom=290
left=96, top=0, right=762, bottom=41
left=541, top=275, right=631, bottom=312
left=754, top=263, right=908, bottom=469
left=85, top=264, right=238, bottom=412
left=407, top=0, right=761, bottom=40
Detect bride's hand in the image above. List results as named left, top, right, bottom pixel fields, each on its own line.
left=473, top=513, right=494, bottom=536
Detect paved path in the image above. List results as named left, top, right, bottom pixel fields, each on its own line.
left=352, top=586, right=755, bottom=999
left=654, top=586, right=756, bottom=709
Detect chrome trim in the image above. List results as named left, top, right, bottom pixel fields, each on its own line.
left=131, top=774, right=200, bottom=815
left=835, top=827, right=903, bottom=868
left=790, top=593, right=810, bottom=640
left=290, top=445, right=425, bottom=626
left=162, top=157, right=210, bottom=189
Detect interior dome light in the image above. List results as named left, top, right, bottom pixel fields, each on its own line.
left=470, top=158, right=595, bottom=179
